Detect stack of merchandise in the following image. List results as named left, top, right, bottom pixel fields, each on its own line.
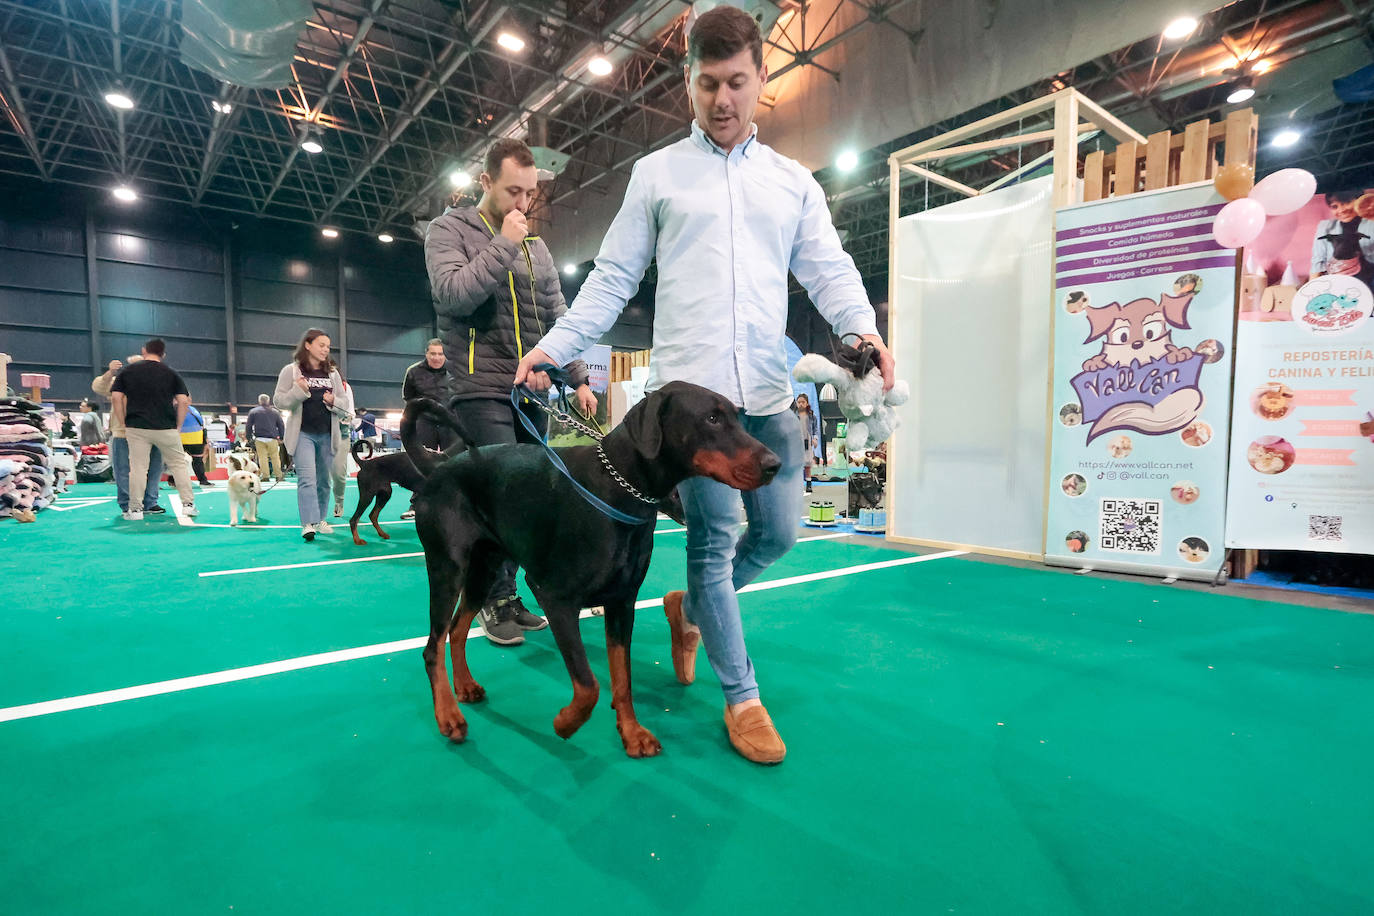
left=0, top=397, right=56, bottom=522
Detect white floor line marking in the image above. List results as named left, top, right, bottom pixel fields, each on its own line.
left=631, top=549, right=967, bottom=609
left=798, top=532, right=854, bottom=542
left=168, top=495, right=195, bottom=528
left=48, top=497, right=116, bottom=512
left=0, top=549, right=965, bottom=724
left=199, top=552, right=425, bottom=578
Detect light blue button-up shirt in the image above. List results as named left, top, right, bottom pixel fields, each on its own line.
left=537, top=121, right=878, bottom=416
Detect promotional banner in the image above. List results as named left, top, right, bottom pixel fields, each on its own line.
left=1046, top=183, right=1237, bottom=580
left=1226, top=186, right=1374, bottom=554
left=546, top=343, right=611, bottom=447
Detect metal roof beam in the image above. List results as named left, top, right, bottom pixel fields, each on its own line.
left=0, top=38, right=46, bottom=178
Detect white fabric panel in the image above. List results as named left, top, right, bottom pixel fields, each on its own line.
left=889, top=177, right=1054, bottom=555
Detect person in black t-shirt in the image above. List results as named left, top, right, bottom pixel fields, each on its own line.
left=274, top=327, right=349, bottom=542
left=109, top=338, right=199, bottom=521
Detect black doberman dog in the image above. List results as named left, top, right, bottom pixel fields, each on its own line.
left=405, top=381, right=780, bottom=757
left=347, top=423, right=465, bottom=545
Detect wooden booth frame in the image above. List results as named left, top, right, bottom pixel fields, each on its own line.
left=883, top=87, right=1257, bottom=561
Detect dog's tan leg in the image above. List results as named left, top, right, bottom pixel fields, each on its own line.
left=370, top=504, right=389, bottom=540
left=604, top=601, right=661, bottom=758
left=448, top=600, right=485, bottom=704
left=542, top=605, right=599, bottom=739
left=425, top=629, right=466, bottom=741
left=423, top=551, right=467, bottom=741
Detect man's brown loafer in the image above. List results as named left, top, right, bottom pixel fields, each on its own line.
left=724, top=704, right=786, bottom=764
left=663, top=590, right=699, bottom=685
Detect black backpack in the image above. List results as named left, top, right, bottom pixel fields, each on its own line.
left=75, top=454, right=113, bottom=483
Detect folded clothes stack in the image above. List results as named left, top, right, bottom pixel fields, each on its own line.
left=0, top=397, right=56, bottom=522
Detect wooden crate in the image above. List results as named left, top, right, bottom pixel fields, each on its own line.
left=1081, top=108, right=1257, bottom=202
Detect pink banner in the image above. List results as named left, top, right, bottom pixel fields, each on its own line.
left=1294, top=448, right=1357, bottom=466
left=1293, top=389, right=1358, bottom=407
left=1299, top=419, right=1363, bottom=437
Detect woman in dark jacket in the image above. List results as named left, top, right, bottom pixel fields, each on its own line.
left=424, top=138, right=597, bottom=647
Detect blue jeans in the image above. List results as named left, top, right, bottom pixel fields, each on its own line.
left=111, top=435, right=161, bottom=512
left=293, top=431, right=333, bottom=526
left=678, top=408, right=802, bottom=704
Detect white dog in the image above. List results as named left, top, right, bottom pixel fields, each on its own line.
left=227, top=468, right=262, bottom=526
left=227, top=453, right=259, bottom=476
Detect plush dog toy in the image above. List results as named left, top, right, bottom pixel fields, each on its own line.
left=793, top=341, right=909, bottom=451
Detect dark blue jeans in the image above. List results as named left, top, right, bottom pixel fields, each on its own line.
left=111, top=435, right=161, bottom=512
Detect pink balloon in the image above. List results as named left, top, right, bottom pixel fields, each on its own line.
left=1212, top=198, right=1267, bottom=249
left=1249, top=168, right=1317, bottom=216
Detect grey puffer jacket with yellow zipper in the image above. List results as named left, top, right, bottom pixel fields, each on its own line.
left=424, top=205, right=589, bottom=401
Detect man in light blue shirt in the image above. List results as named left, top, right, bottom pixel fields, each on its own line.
left=516, top=5, right=895, bottom=765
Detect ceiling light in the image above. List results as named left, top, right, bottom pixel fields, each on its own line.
left=378, top=233, right=394, bottom=243
left=104, top=89, right=135, bottom=110
left=563, top=263, right=577, bottom=275
left=300, top=135, right=323, bottom=154
left=1226, top=77, right=1255, bottom=104
left=321, top=227, right=339, bottom=238
left=496, top=32, right=526, bottom=53
left=836, top=150, right=859, bottom=172
left=211, top=100, right=233, bottom=114
left=448, top=169, right=471, bottom=188
left=111, top=185, right=137, bottom=203
left=1163, top=16, right=1198, bottom=40
left=1251, top=59, right=1272, bottom=74
left=1272, top=129, right=1302, bottom=148
left=587, top=56, right=613, bottom=77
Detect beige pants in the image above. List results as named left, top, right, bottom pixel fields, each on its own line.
left=254, top=437, right=284, bottom=480
left=126, top=427, right=196, bottom=509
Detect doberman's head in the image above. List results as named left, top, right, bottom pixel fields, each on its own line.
left=614, top=381, right=781, bottom=494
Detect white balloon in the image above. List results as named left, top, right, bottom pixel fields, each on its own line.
left=1249, top=168, right=1317, bottom=216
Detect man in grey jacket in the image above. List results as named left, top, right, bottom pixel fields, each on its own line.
left=424, top=137, right=598, bottom=647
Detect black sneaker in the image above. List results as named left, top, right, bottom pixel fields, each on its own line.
left=503, top=596, right=549, bottom=631
left=477, top=603, right=525, bottom=646
left=145, top=505, right=166, bottom=514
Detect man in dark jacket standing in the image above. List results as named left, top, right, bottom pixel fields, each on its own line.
left=399, top=338, right=459, bottom=520
left=402, top=339, right=459, bottom=448
left=424, top=137, right=597, bottom=647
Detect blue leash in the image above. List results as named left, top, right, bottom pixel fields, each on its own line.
left=510, top=364, right=653, bottom=526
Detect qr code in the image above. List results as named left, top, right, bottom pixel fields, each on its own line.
left=1308, top=515, right=1343, bottom=542
left=1099, top=498, right=1162, bottom=554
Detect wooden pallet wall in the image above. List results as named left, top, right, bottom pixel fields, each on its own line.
left=609, top=348, right=651, bottom=382
left=1081, top=108, right=1258, bottom=202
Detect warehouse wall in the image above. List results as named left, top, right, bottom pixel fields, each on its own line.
left=0, top=180, right=433, bottom=410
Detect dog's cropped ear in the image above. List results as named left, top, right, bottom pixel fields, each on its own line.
left=1083, top=303, right=1121, bottom=343
left=1160, top=292, right=1194, bottom=329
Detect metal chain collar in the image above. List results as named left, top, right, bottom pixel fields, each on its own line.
left=524, top=394, right=659, bottom=506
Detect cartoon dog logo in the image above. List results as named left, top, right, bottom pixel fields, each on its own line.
left=1082, top=292, right=1195, bottom=372
left=1072, top=292, right=1205, bottom=442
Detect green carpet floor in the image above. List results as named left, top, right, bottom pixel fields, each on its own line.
left=1, top=481, right=1372, bottom=914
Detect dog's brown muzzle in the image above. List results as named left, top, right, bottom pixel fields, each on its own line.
left=693, top=447, right=781, bottom=491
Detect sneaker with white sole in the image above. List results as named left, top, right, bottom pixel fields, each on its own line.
left=316, top=520, right=334, bottom=534
left=400, top=508, right=416, bottom=520
left=333, top=498, right=344, bottom=518
left=122, top=509, right=144, bottom=521
left=302, top=523, right=317, bottom=542
left=181, top=503, right=198, bottom=518
left=501, top=596, right=548, bottom=631
left=477, top=603, right=525, bottom=646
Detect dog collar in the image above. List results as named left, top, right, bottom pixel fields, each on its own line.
left=595, top=444, right=660, bottom=506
